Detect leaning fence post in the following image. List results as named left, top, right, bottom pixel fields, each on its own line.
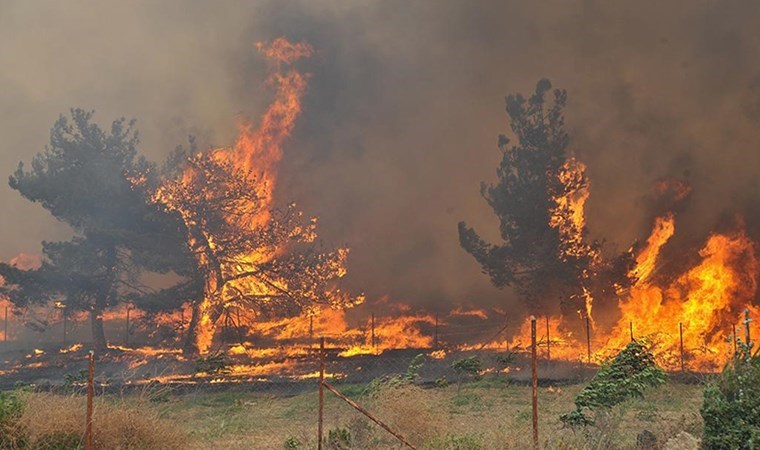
left=531, top=316, right=538, bottom=450
left=85, top=350, right=94, bottom=450
left=318, top=337, right=325, bottom=450
left=679, top=322, right=685, bottom=372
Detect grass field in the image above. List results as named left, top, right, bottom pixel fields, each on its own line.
left=151, top=378, right=704, bottom=449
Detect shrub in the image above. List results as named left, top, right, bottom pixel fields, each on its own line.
left=326, top=427, right=351, bottom=449
left=0, top=390, right=25, bottom=448
left=701, top=341, right=760, bottom=449
left=194, top=352, right=231, bottom=375
left=560, top=340, right=666, bottom=427
left=364, top=353, right=425, bottom=394
left=452, top=356, right=482, bottom=390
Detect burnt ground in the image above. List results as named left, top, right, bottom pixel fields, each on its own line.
left=0, top=343, right=704, bottom=396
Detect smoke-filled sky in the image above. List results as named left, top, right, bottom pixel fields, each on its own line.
left=2, top=0, right=760, bottom=314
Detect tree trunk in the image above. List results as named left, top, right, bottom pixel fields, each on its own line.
left=90, top=307, right=107, bottom=352
left=183, top=301, right=202, bottom=356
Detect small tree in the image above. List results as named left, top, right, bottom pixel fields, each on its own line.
left=560, top=340, right=667, bottom=428
left=452, top=356, right=482, bottom=391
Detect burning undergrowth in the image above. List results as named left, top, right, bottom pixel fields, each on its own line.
left=1, top=41, right=759, bottom=390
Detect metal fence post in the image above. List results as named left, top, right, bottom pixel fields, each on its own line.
left=371, top=313, right=376, bottom=350
left=585, top=314, right=591, bottom=364
left=125, top=307, right=130, bottom=347
left=733, top=326, right=738, bottom=358
left=679, top=322, right=685, bottom=372
left=4, top=306, right=8, bottom=350
left=531, top=316, right=538, bottom=450
left=318, top=337, right=325, bottom=450
left=85, top=351, right=94, bottom=450
left=545, top=316, right=550, bottom=363
left=630, top=321, right=634, bottom=341
left=433, top=313, right=439, bottom=349
left=744, top=309, right=752, bottom=348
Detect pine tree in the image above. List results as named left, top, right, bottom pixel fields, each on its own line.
left=459, top=80, right=633, bottom=323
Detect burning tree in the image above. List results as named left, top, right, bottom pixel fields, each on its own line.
left=0, top=109, right=186, bottom=351
left=139, top=39, right=362, bottom=355
left=458, top=80, right=633, bottom=328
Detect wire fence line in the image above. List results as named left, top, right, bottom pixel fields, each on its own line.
left=0, top=310, right=754, bottom=448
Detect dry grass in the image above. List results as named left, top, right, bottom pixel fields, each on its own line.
left=4, top=391, right=187, bottom=449
left=156, top=379, right=703, bottom=449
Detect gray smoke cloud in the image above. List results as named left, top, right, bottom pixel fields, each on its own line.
left=2, top=0, right=760, bottom=316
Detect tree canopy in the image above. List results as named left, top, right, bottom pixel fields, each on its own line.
left=0, top=109, right=188, bottom=350
left=459, top=80, right=633, bottom=321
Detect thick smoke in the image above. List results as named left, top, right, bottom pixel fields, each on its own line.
left=2, top=0, right=760, bottom=317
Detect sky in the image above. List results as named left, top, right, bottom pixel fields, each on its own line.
left=2, top=0, right=760, bottom=315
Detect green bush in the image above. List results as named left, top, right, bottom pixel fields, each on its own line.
left=452, top=356, right=482, bottom=390
left=701, top=341, right=760, bottom=449
left=560, top=340, right=666, bottom=427
left=0, top=390, right=25, bottom=447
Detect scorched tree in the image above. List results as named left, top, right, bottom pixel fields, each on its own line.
left=142, top=144, right=361, bottom=355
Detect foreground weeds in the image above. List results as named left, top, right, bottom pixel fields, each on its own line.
left=0, top=390, right=186, bottom=449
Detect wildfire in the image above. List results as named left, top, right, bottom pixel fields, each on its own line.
left=142, top=38, right=360, bottom=355
left=550, top=157, right=594, bottom=261
left=603, top=219, right=758, bottom=370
